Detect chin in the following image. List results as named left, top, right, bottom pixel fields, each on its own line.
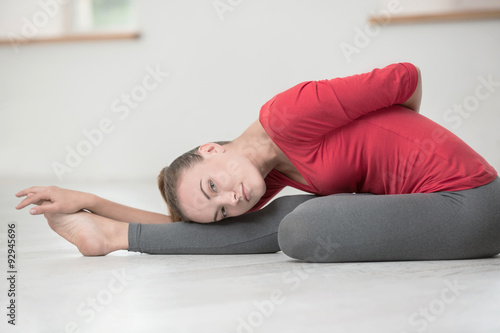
left=253, top=186, right=266, bottom=206
left=252, top=179, right=266, bottom=197
left=243, top=170, right=266, bottom=203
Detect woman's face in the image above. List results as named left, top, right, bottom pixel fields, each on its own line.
left=177, top=143, right=266, bottom=223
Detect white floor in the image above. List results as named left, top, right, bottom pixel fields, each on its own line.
left=1, top=180, right=500, bottom=333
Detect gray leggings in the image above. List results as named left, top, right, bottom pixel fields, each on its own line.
left=128, top=177, right=500, bottom=262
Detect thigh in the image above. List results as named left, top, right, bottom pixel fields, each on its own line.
left=278, top=183, right=500, bottom=262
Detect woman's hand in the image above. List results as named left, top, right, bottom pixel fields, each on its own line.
left=15, top=186, right=94, bottom=215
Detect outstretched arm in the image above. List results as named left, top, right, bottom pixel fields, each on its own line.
left=15, top=186, right=173, bottom=224
left=87, top=195, right=173, bottom=224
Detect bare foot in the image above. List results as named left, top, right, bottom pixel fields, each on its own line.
left=43, top=208, right=128, bottom=256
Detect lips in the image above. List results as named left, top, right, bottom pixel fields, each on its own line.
left=242, top=183, right=251, bottom=202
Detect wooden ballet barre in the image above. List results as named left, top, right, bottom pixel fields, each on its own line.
left=0, top=31, right=140, bottom=45
left=368, top=9, right=500, bottom=25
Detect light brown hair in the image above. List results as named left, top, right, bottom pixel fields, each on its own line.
left=158, top=141, right=231, bottom=222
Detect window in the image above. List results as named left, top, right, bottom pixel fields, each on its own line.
left=0, top=0, right=140, bottom=46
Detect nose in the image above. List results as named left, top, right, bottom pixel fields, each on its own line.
left=222, top=190, right=240, bottom=207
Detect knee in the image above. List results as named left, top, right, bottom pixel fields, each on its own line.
left=278, top=212, right=306, bottom=261
left=278, top=208, right=340, bottom=263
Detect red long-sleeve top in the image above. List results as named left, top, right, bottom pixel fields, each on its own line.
left=251, top=62, right=497, bottom=211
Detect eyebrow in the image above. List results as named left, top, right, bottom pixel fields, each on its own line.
left=200, top=180, right=210, bottom=200
left=200, top=180, right=218, bottom=222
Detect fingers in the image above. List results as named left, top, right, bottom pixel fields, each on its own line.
left=15, top=186, right=45, bottom=198
left=15, top=192, right=50, bottom=210
left=30, top=202, right=55, bottom=215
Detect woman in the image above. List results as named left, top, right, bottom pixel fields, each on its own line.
left=15, top=63, right=500, bottom=262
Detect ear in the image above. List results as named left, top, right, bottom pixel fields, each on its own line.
left=198, top=143, right=225, bottom=155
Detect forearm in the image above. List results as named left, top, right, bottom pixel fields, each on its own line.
left=88, top=194, right=173, bottom=224
left=399, top=66, right=422, bottom=113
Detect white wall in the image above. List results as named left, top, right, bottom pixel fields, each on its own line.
left=1, top=0, right=500, bottom=186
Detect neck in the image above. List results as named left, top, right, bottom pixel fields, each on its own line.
left=226, top=120, right=281, bottom=177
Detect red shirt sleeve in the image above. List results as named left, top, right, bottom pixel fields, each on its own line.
left=259, top=62, right=419, bottom=143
